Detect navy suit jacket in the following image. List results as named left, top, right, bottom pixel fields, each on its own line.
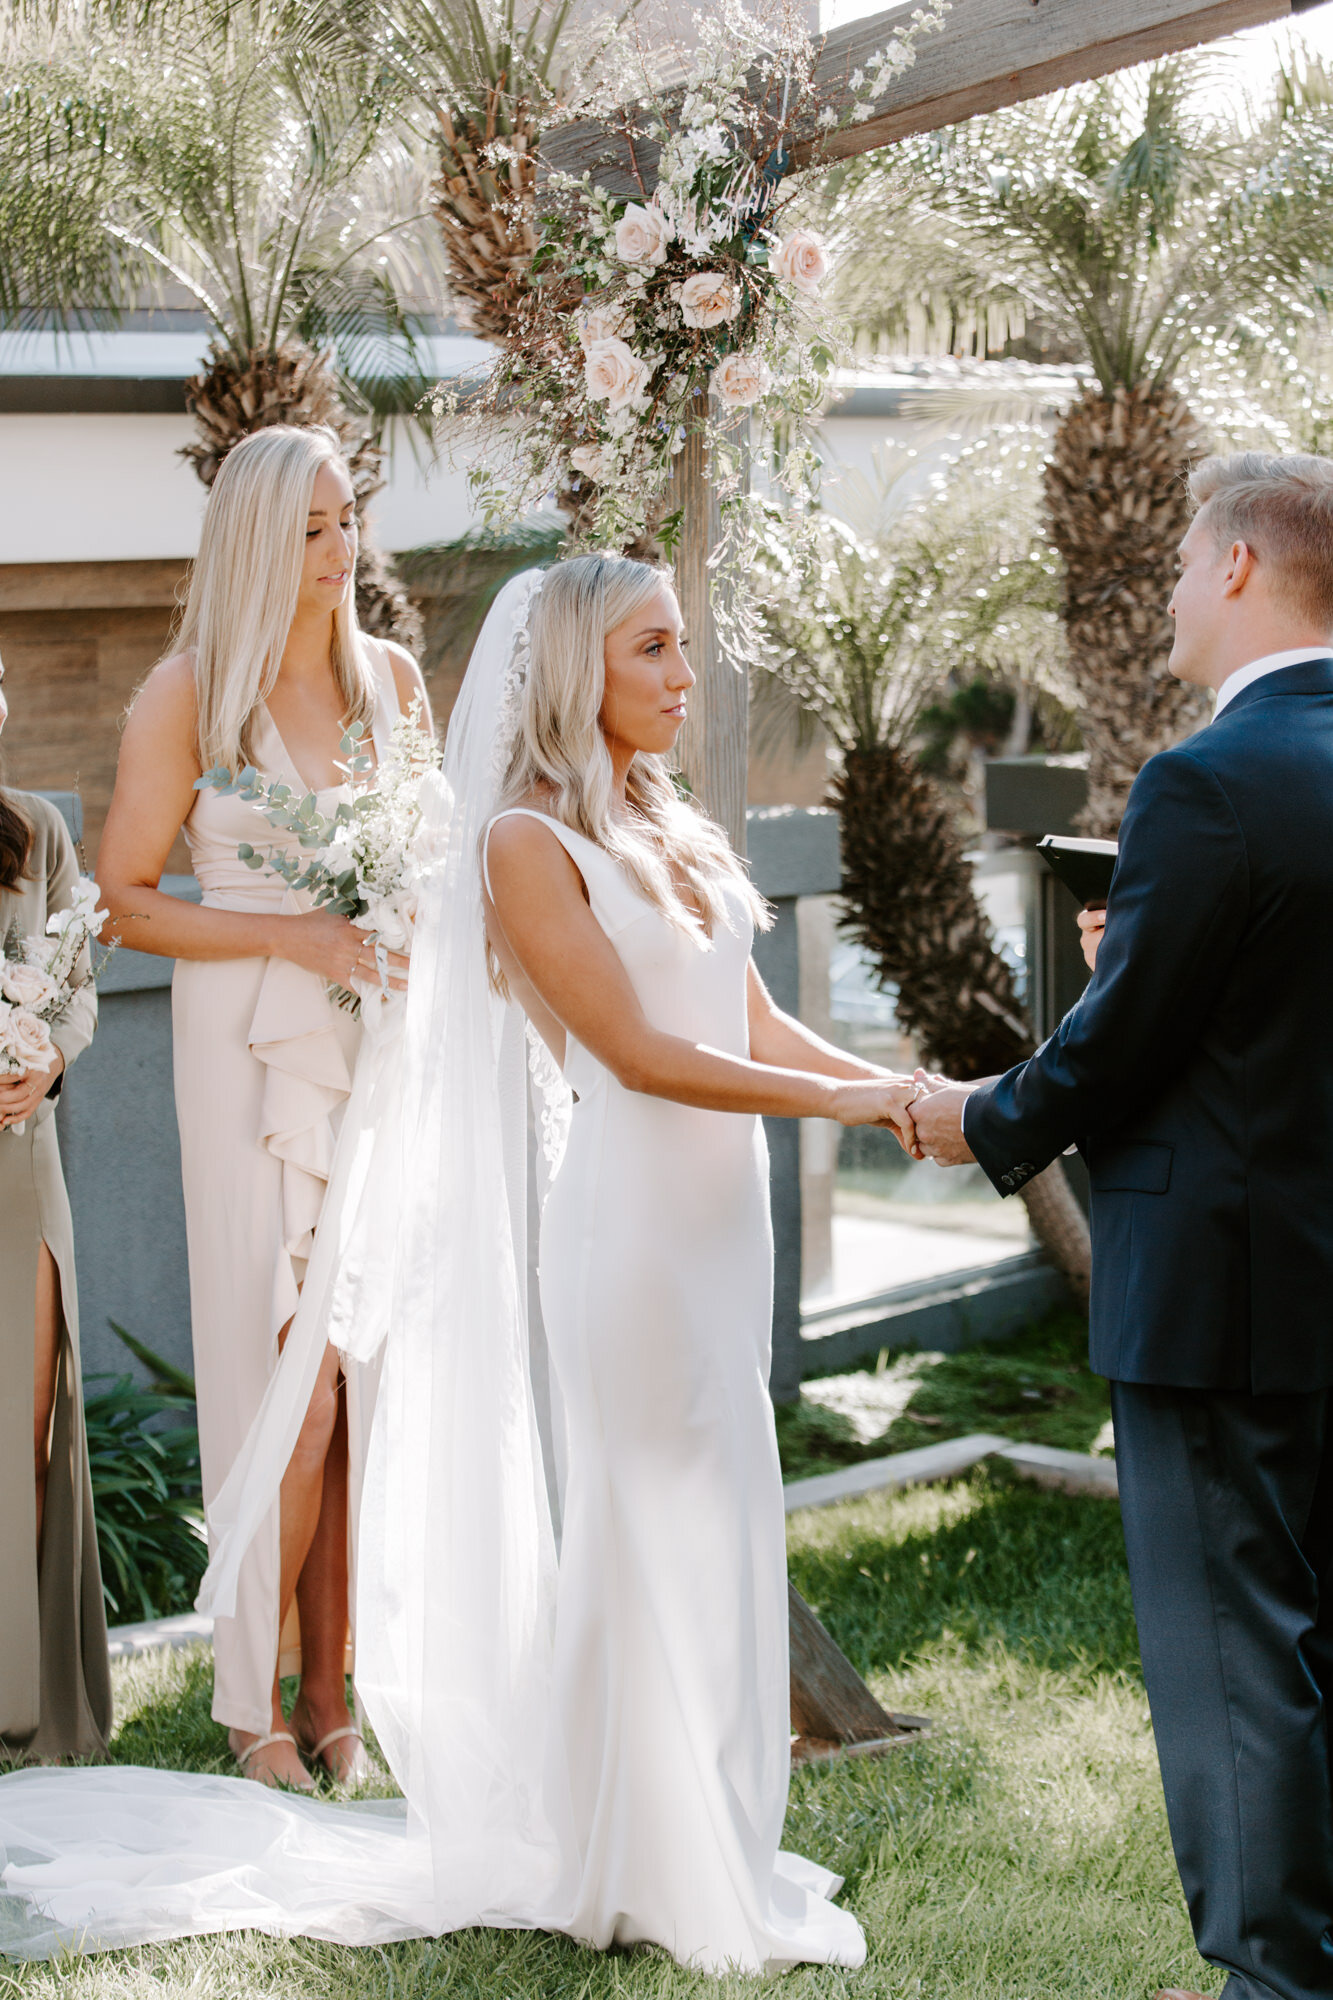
left=966, top=657, right=1333, bottom=1391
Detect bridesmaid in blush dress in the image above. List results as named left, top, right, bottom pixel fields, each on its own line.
left=98, top=426, right=428, bottom=1790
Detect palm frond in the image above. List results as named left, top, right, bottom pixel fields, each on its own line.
left=806, top=52, right=1333, bottom=396
left=1, top=0, right=449, bottom=397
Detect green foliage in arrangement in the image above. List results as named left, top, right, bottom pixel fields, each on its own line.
left=85, top=1327, right=206, bottom=1624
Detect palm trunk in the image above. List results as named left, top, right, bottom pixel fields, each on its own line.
left=832, top=745, right=1091, bottom=1303
left=1044, top=382, right=1209, bottom=836
left=432, top=100, right=539, bottom=344
left=182, top=339, right=422, bottom=651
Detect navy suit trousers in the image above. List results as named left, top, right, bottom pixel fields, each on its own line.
left=1112, top=1381, right=1333, bottom=2000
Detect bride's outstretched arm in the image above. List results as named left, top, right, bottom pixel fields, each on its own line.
left=485, top=815, right=918, bottom=1140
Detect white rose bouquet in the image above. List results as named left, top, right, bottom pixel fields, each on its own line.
left=0, top=875, right=109, bottom=1133
left=197, top=700, right=442, bottom=1014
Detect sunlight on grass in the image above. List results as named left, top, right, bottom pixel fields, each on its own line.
left=7, top=1469, right=1214, bottom=2000
left=776, top=1312, right=1112, bottom=1483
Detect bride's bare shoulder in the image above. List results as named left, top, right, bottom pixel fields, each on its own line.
left=485, top=794, right=581, bottom=899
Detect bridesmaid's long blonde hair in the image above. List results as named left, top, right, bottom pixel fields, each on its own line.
left=496, top=553, right=770, bottom=941
left=169, top=425, right=376, bottom=773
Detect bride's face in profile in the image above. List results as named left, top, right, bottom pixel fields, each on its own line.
left=600, top=585, right=694, bottom=758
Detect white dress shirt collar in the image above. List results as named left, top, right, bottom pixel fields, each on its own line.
left=1212, top=647, right=1333, bottom=719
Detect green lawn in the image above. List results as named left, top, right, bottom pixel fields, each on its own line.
left=9, top=1464, right=1214, bottom=2000
left=776, top=1311, right=1112, bottom=1483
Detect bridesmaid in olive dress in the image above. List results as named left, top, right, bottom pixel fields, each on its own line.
left=0, top=653, right=111, bottom=1764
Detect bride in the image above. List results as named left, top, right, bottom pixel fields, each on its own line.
left=0, top=556, right=920, bottom=1974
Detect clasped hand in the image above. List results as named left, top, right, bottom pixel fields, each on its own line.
left=828, top=1070, right=975, bottom=1164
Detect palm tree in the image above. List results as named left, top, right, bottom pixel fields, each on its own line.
left=346, top=0, right=626, bottom=345
left=1, top=0, right=451, bottom=641
left=812, top=56, right=1333, bottom=833
left=756, top=447, right=1091, bottom=1299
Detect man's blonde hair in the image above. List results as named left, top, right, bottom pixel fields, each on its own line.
left=1189, top=452, right=1333, bottom=629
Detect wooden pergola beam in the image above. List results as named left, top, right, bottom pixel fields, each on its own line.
left=541, top=0, right=1301, bottom=198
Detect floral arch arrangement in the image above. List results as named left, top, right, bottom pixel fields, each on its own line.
left=434, top=0, right=946, bottom=564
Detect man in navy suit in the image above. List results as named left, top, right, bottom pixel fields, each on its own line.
left=913, top=452, right=1333, bottom=2000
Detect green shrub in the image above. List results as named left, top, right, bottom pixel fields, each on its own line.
left=85, top=1327, right=206, bottom=1623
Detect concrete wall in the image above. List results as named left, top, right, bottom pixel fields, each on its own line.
left=61, top=933, right=195, bottom=1386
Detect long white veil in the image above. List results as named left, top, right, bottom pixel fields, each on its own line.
left=0, top=569, right=570, bottom=1956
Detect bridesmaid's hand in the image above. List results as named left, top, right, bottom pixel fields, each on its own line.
left=0, top=1049, right=64, bottom=1130
left=276, top=910, right=410, bottom=992
left=829, top=1076, right=924, bottom=1155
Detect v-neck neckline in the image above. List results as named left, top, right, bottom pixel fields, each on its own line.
left=259, top=698, right=377, bottom=797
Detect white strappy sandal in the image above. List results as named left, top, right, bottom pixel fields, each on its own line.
left=298, top=1724, right=369, bottom=1788
left=234, top=1729, right=315, bottom=1792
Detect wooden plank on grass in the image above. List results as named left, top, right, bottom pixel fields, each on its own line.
left=789, top=1582, right=930, bottom=1755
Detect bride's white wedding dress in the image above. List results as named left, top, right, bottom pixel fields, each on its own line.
left=0, top=572, right=865, bottom=1975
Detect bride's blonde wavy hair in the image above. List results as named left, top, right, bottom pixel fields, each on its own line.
left=167, top=425, right=376, bottom=773
left=495, top=552, right=771, bottom=942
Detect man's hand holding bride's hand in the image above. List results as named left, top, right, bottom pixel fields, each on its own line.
left=830, top=1076, right=927, bottom=1156
left=908, top=1068, right=977, bottom=1166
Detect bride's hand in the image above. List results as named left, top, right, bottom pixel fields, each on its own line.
left=830, top=1076, right=924, bottom=1155
left=275, top=910, right=410, bottom=991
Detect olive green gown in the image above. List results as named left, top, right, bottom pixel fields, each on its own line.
left=0, top=792, right=110, bottom=1762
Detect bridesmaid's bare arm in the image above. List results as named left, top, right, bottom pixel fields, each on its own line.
left=97, top=657, right=380, bottom=989
left=484, top=815, right=917, bottom=1137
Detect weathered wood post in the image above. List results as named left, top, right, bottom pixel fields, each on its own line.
left=669, top=412, right=748, bottom=852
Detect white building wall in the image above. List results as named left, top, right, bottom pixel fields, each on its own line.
left=0, top=413, right=206, bottom=563
left=0, top=411, right=487, bottom=564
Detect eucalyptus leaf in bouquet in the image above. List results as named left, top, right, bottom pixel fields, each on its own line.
left=196, top=699, right=442, bottom=1013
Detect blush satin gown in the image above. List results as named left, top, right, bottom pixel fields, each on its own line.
left=172, top=649, right=400, bottom=1733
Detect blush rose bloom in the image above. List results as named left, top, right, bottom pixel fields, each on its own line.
left=772, top=229, right=829, bottom=297
left=570, top=444, right=610, bottom=481
left=578, top=304, right=631, bottom=351
left=584, top=337, right=652, bottom=412
left=679, top=271, right=741, bottom=329
left=0, top=960, right=60, bottom=1011
left=711, top=351, right=771, bottom=408
left=0, top=1005, right=57, bottom=1074
left=613, top=202, right=670, bottom=268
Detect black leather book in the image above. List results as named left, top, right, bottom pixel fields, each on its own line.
left=1037, top=834, right=1118, bottom=907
